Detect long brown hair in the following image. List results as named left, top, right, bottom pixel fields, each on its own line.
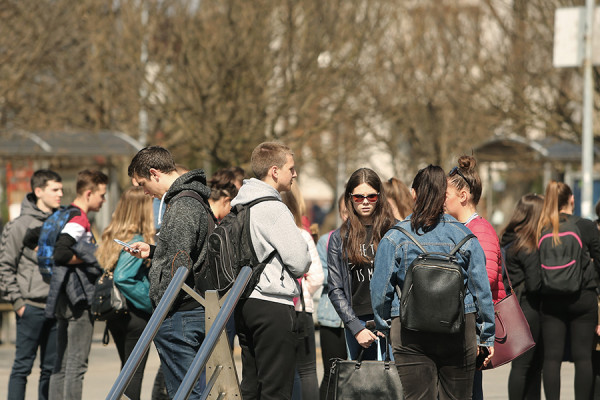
left=96, top=187, right=155, bottom=271
left=281, top=183, right=306, bottom=229
left=340, top=168, right=395, bottom=265
left=447, top=155, right=482, bottom=206
left=383, top=177, right=414, bottom=219
left=537, top=181, right=573, bottom=246
left=411, top=165, right=446, bottom=234
left=501, top=194, right=544, bottom=253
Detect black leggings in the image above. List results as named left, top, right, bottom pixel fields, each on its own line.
left=508, top=293, right=543, bottom=400
left=541, top=289, right=597, bottom=400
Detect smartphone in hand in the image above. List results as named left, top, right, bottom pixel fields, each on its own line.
left=476, top=346, right=490, bottom=370
left=113, top=238, right=140, bottom=253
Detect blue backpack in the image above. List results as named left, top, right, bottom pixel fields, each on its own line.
left=37, top=207, right=72, bottom=278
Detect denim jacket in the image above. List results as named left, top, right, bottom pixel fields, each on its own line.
left=371, top=214, right=496, bottom=347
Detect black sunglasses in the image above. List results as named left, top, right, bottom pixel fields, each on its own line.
left=449, top=167, right=472, bottom=193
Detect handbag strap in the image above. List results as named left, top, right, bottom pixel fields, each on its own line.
left=500, top=243, right=515, bottom=294
left=356, top=332, right=393, bottom=363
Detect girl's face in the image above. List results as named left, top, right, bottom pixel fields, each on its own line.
left=444, top=181, right=464, bottom=218
left=350, top=183, right=379, bottom=223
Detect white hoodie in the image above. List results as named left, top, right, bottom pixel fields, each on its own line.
left=231, top=178, right=311, bottom=306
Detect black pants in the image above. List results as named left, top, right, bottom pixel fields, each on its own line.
left=235, top=299, right=297, bottom=400
left=508, top=293, right=543, bottom=400
left=107, top=309, right=150, bottom=400
left=541, top=289, right=597, bottom=400
left=295, top=312, right=318, bottom=400
left=391, top=313, right=477, bottom=400
left=318, top=326, right=346, bottom=400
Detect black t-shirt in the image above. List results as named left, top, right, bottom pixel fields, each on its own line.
left=350, top=225, right=375, bottom=316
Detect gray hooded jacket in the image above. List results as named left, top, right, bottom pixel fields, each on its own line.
left=231, top=178, right=311, bottom=305
left=0, top=194, right=53, bottom=310
left=150, top=169, right=213, bottom=309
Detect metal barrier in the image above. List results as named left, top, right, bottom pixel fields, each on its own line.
left=106, top=266, right=249, bottom=400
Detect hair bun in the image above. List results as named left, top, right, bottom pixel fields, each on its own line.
left=458, top=155, right=476, bottom=171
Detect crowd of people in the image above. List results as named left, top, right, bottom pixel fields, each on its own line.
left=1, top=142, right=599, bottom=400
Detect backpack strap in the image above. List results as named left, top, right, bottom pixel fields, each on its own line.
left=391, top=226, right=475, bottom=256
left=171, top=190, right=218, bottom=232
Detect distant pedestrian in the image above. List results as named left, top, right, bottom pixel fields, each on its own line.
left=316, top=194, right=348, bottom=400
left=537, top=181, right=600, bottom=400
left=445, top=155, right=506, bottom=400
left=500, top=194, right=544, bottom=400
left=96, top=187, right=155, bottom=400
left=371, top=164, right=495, bottom=400
left=233, top=141, right=311, bottom=400
left=126, top=146, right=215, bottom=399
left=327, top=167, right=396, bottom=361
left=0, top=169, right=63, bottom=400
left=47, top=169, right=108, bottom=400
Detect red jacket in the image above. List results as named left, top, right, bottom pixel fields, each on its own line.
left=466, top=216, right=506, bottom=303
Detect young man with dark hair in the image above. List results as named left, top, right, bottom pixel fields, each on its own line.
left=125, top=146, right=215, bottom=398
left=0, top=169, right=63, bottom=400
left=46, top=169, right=108, bottom=400
left=233, top=142, right=311, bottom=400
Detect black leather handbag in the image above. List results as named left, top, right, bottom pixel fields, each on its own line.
left=327, top=338, right=404, bottom=399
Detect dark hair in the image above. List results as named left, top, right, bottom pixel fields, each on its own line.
left=448, top=155, right=483, bottom=206
left=383, top=177, right=414, bottom=219
left=501, top=194, right=544, bottom=253
left=31, top=169, right=62, bottom=192
left=341, top=168, right=395, bottom=265
left=128, top=146, right=177, bottom=179
left=208, top=168, right=239, bottom=201
left=76, top=169, right=108, bottom=195
left=411, top=165, right=446, bottom=234
left=251, top=142, right=293, bottom=180
left=537, top=181, right=573, bottom=245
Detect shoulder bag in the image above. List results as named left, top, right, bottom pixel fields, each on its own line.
left=482, top=246, right=535, bottom=369
left=327, top=335, right=404, bottom=399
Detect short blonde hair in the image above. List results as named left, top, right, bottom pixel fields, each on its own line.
left=251, top=142, right=293, bottom=180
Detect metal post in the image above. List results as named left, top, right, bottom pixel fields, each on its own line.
left=106, top=266, right=190, bottom=400
left=173, top=266, right=252, bottom=400
left=582, top=0, right=595, bottom=218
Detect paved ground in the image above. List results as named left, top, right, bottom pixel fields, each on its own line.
left=0, top=320, right=576, bottom=399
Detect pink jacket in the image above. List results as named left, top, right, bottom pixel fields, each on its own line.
left=466, top=216, right=506, bottom=303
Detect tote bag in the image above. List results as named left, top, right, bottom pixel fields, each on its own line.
left=328, top=338, right=404, bottom=399
left=482, top=247, right=535, bottom=369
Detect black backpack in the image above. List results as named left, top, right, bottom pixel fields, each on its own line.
left=393, top=226, right=475, bottom=334
left=201, top=197, right=280, bottom=297
left=538, top=215, right=585, bottom=294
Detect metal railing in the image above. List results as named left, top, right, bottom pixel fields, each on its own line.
left=106, top=266, right=250, bottom=400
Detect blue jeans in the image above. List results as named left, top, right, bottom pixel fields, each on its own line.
left=345, top=314, right=391, bottom=361
left=49, top=306, right=94, bottom=400
left=153, top=307, right=206, bottom=398
left=8, top=305, right=57, bottom=400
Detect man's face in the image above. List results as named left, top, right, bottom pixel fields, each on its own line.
left=133, top=173, right=163, bottom=199
left=88, top=184, right=107, bottom=212
left=275, top=154, right=297, bottom=193
left=35, top=180, right=63, bottom=211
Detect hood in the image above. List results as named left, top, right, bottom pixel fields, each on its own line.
left=20, top=192, right=53, bottom=221
left=500, top=230, right=517, bottom=247
left=164, top=169, right=211, bottom=203
left=231, top=178, right=281, bottom=206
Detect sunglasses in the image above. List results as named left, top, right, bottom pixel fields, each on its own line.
left=351, top=193, right=380, bottom=203
left=449, top=166, right=472, bottom=193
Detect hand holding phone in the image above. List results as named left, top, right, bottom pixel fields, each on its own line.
left=476, top=346, right=490, bottom=370
left=113, top=238, right=140, bottom=253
